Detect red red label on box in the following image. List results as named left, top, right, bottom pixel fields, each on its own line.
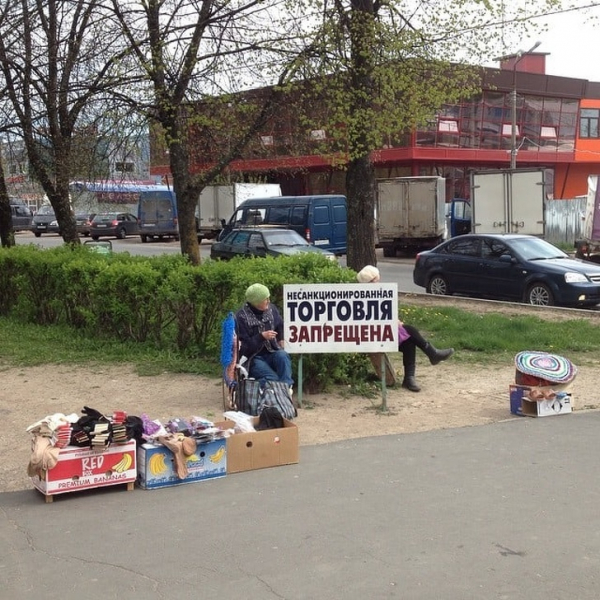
left=31, top=441, right=137, bottom=496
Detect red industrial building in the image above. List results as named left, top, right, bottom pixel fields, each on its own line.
left=150, top=52, right=600, bottom=201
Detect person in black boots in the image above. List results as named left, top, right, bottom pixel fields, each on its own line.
left=356, top=265, right=454, bottom=392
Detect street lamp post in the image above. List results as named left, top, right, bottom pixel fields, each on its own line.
left=510, top=41, right=542, bottom=169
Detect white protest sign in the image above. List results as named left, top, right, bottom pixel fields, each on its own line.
left=283, top=283, right=398, bottom=354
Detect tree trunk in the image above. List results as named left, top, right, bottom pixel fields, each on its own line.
left=345, top=0, right=377, bottom=271
left=168, top=138, right=201, bottom=265
left=346, top=156, right=376, bottom=270
left=48, top=191, right=79, bottom=244
left=0, top=159, right=15, bottom=248
left=27, top=144, right=80, bottom=245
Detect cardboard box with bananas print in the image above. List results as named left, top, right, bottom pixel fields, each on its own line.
left=30, top=440, right=137, bottom=498
left=137, top=437, right=226, bottom=489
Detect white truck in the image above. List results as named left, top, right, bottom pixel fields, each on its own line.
left=376, top=176, right=446, bottom=257
left=574, top=174, right=600, bottom=262
left=197, top=183, right=281, bottom=241
left=449, top=168, right=546, bottom=238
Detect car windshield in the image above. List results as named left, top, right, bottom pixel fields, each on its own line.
left=510, top=237, right=568, bottom=260
left=263, top=231, right=308, bottom=246
left=37, top=205, right=55, bottom=215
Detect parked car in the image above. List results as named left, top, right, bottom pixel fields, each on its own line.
left=10, top=203, right=33, bottom=231
left=220, top=195, right=347, bottom=254
left=75, top=212, right=96, bottom=237
left=90, top=212, right=139, bottom=240
left=210, top=227, right=337, bottom=261
left=30, top=205, right=60, bottom=237
left=413, top=233, right=600, bottom=307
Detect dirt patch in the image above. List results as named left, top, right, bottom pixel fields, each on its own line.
left=4, top=350, right=599, bottom=493
left=6, top=295, right=600, bottom=494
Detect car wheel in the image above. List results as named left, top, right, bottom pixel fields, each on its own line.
left=140, top=235, right=148, bottom=243
left=34, top=232, right=41, bottom=238
left=117, top=227, right=127, bottom=239
left=383, top=246, right=396, bottom=258
left=526, top=282, right=554, bottom=306
left=92, top=235, right=99, bottom=241
left=427, top=274, right=449, bottom=295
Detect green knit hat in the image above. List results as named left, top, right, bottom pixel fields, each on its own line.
left=245, top=283, right=270, bottom=305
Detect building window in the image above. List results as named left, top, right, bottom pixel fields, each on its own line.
left=115, top=162, right=134, bottom=172
left=501, top=123, right=517, bottom=136
left=540, top=126, right=557, bottom=139
left=438, top=119, right=458, bottom=133
left=580, top=109, right=600, bottom=138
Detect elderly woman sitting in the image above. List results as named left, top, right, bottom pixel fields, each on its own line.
left=235, top=283, right=294, bottom=389
left=356, top=265, right=454, bottom=392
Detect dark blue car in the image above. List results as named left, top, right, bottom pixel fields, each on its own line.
left=413, top=233, right=600, bottom=307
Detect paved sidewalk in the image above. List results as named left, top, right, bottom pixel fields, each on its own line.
left=2, top=411, right=600, bottom=600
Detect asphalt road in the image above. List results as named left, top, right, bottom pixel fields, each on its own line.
left=3, top=411, right=600, bottom=599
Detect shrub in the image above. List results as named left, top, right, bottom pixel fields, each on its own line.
left=0, top=246, right=363, bottom=392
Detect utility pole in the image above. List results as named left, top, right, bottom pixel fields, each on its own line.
left=510, top=41, right=542, bottom=169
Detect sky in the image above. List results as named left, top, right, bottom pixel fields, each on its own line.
left=484, top=3, right=600, bottom=82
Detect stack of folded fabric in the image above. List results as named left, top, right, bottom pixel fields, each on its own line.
left=26, top=413, right=79, bottom=476
left=90, top=422, right=111, bottom=449
left=53, top=423, right=72, bottom=449
left=111, top=411, right=128, bottom=444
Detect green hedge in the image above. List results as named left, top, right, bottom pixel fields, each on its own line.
left=0, top=244, right=371, bottom=391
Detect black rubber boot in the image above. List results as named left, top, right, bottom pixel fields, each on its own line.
left=401, top=325, right=454, bottom=366
left=424, top=344, right=454, bottom=366
left=402, top=375, right=421, bottom=392
left=400, top=349, right=420, bottom=392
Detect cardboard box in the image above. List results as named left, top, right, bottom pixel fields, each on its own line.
left=509, top=384, right=529, bottom=415
left=137, top=437, right=226, bottom=489
left=509, top=384, right=573, bottom=418
left=216, top=417, right=299, bottom=474
left=521, top=393, right=573, bottom=417
left=30, top=440, right=137, bottom=498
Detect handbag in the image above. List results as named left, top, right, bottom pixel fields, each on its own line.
left=260, top=381, right=297, bottom=420
left=236, top=378, right=262, bottom=415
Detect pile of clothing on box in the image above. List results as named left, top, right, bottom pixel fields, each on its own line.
left=27, top=404, right=289, bottom=481
left=515, top=350, right=577, bottom=388
left=26, top=406, right=144, bottom=477
left=140, top=414, right=228, bottom=479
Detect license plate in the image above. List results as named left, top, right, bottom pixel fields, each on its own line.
left=38, top=225, right=47, bottom=229
left=96, top=224, right=107, bottom=228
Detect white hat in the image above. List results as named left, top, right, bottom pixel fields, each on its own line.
left=356, top=265, right=380, bottom=283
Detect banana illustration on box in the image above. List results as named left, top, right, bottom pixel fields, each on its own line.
left=113, top=453, right=133, bottom=473
left=209, top=446, right=225, bottom=464
left=149, top=452, right=168, bottom=476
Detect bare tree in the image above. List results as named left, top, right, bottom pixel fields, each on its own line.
left=0, top=0, right=140, bottom=244
left=110, top=0, right=312, bottom=264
